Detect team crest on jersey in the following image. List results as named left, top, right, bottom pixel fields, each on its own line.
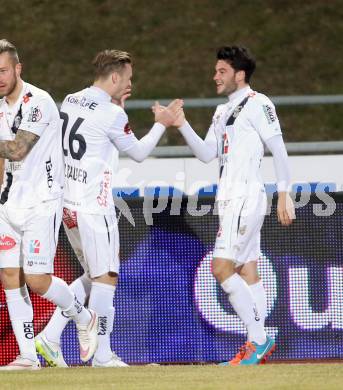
left=28, top=106, right=42, bottom=122
left=124, top=122, right=132, bottom=134
left=232, top=105, right=243, bottom=118
left=29, top=240, right=41, bottom=254
left=13, top=114, right=22, bottom=130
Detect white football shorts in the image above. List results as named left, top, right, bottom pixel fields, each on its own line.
left=213, top=190, right=267, bottom=265
left=0, top=197, right=63, bottom=274
left=62, top=208, right=120, bottom=278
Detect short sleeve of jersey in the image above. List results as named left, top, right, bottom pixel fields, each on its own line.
left=19, top=95, right=53, bottom=136
left=250, top=96, right=282, bottom=142
left=107, top=109, right=140, bottom=152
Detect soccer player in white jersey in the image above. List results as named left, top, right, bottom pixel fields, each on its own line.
left=174, top=46, right=295, bottom=365
left=0, top=40, right=99, bottom=370
left=35, top=49, right=183, bottom=368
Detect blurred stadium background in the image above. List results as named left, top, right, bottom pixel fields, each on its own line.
left=1, top=1, right=343, bottom=388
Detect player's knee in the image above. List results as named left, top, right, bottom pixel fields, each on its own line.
left=92, top=272, right=118, bottom=286
left=25, top=274, right=51, bottom=295
left=241, top=272, right=260, bottom=285
left=0, top=268, right=24, bottom=289
left=212, top=260, right=234, bottom=283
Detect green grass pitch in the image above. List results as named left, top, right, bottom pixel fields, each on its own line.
left=1, top=364, right=343, bottom=390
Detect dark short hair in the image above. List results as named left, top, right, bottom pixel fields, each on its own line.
left=92, top=49, right=132, bottom=80
left=216, top=46, right=256, bottom=82
left=0, top=39, right=19, bottom=64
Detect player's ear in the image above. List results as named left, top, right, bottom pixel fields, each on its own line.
left=235, top=70, right=245, bottom=83
left=111, top=71, right=119, bottom=85
left=15, top=62, right=22, bottom=77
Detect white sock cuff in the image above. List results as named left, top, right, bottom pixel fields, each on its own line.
left=249, top=280, right=264, bottom=292
left=5, top=285, right=30, bottom=301
left=221, top=273, right=244, bottom=295
left=42, top=276, right=61, bottom=301
left=91, top=282, right=116, bottom=292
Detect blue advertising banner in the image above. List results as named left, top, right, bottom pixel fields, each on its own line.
left=1, top=194, right=342, bottom=365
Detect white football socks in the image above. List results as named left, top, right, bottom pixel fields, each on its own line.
left=5, top=285, right=37, bottom=361
left=89, top=282, right=116, bottom=363
left=249, top=280, right=267, bottom=328
left=221, top=273, right=266, bottom=345
left=42, top=276, right=91, bottom=326
left=43, top=274, right=92, bottom=344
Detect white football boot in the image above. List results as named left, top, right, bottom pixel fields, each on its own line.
left=35, top=332, right=68, bottom=368
left=0, top=355, right=41, bottom=371
left=76, top=309, right=99, bottom=362
left=92, top=352, right=129, bottom=368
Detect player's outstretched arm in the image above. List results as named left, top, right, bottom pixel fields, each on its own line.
left=265, top=135, right=295, bottom=226
left=176, top=116, right=217, bottom=164
left=0, top=130, right=39, bottom=161
left=111, top=99, right=184, bottom=162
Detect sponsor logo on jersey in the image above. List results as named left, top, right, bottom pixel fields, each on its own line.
left=28, top=106, right=42, bottom=122
left=22, top=93, right=32, bottom=104
left=63, top=208, right=78, bottom=229
left=97, top=170, right=112, bottom=207
left=45, top=158, right=53, bottom=188
left=0, top=235, right=16, bottom=250
left=124, top=122, right=132, bottom=134
left=263, top=104, right=276, bottom=124
left=29, top=240, right=41, bottom=254
left=23, top=322, right=34, bottom=339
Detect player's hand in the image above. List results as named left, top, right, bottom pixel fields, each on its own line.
left=112, top=88, right=132, bottom=108
left=167, top=99, right=186, bottom=128
left=277, top=192, right=295, bottom=226
left=152, top=99, right=184, bottom=127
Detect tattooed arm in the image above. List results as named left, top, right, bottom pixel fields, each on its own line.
left=0, top=130, right=39, bottom=161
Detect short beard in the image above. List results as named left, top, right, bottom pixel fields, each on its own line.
left=224, top=81, right=238, bottom=96
left=1, top=75, right=18, bottom=98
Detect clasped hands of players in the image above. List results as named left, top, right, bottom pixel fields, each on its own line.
left=112, top=94, right=186, bottom=128
left=152, top=99, right=186, bottom=128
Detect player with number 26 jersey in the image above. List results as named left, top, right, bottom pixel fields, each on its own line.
left=61, top=87, right=132, bottom=215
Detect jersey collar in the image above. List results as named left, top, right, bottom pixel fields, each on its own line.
left=89, top=86, right=112, bottom=102
left=228, top=85, right=252, bottom=103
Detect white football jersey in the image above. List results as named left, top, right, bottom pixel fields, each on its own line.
left=61, top=86, right=138, bottom=215
left=207, top=86, right=282, bottom=200
left=0, top=82, right=63, bottom=208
